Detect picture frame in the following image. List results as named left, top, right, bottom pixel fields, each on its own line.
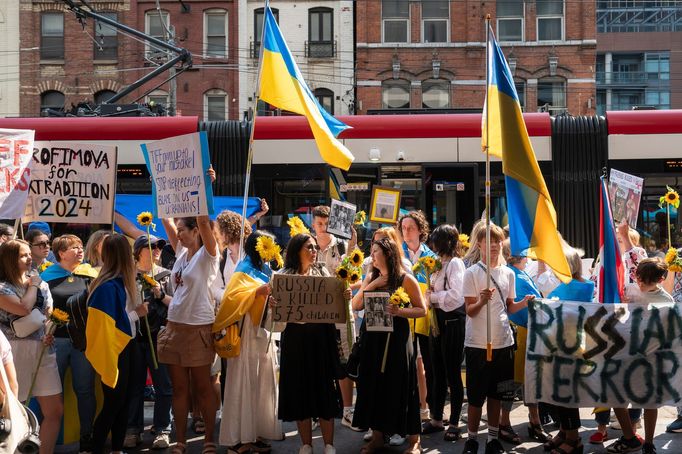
left=363, top=292, right=393, bottom=332
left=369, top=186, right=402, bottom=224
left=327, top=198, right=357, bottom=240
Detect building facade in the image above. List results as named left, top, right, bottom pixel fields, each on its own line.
left=596, top=1, right=682, bottom=114
left=355, top=0, right=597, bottom=116
left=0, top=1, right=21, bottom=117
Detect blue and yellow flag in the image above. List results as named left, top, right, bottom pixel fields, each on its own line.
left=85, top=278, right=133, bottom=388
left=259, top=5, right=354, bottom=170
left=481, top=25, right=571, bottom=283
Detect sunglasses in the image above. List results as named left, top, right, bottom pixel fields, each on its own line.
left=305, top=244, right=320, bottom=252
left=32, top=241, right=50, bottom=248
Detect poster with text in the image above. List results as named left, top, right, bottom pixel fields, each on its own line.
left=271, top=274, right=346, bottom=324
left=142, top=132, right=214, bottom=219
left=609, top=168, right=644, bottom=228
left=24, top=141, right=116, bottom=224
left=0, top=129, right=35, bottom=219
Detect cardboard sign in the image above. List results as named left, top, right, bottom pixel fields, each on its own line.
left=525, top=299, right=682, bottom=409
left=608, top=168, right=643, bottom=228
left=270, top=274, right=346, bottom=324
left=24, top=142, right=117, bottom=224
left=141, top=132, right=214, bottom=219
left=0, top=129, right=34, bottom=219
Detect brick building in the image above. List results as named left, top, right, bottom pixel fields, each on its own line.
left=355, top=0, right=597, bottom=116
left=0, top=0, right=21, bottom=117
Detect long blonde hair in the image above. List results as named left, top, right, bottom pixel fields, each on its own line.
left=84, top=230, right=110, bottom=268
left=463, top=219, right=486, bottom=266
left=89, top=234, right=138, bottom=305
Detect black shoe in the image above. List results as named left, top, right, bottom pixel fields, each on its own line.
left=485, top=439, right=506, bottom=454
left=79, top=433, right=93, bottom=453
left=642, top=442, right=657, bottom=454
left=463, top=438, right=479, bottom=454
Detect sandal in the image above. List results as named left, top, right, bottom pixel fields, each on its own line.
left=499, top=424, right=521, bottom=445
left=250, top=440, right=272, bottom=453
left=228, top=443, right=252, bottom=454
left=528, top=422, right=549, bottom=442
left=171, top=442, right=186, bottom=454
left=202, top=441, right=218, bottom=454
left=192, top=417, right=206, bottom=434
left=544, top=431, right=566, bottom=451
left=421, top=420, right=445, bottom=434
left=550, top=437, right=584, bottom=454
left=443, top=426, right=461, bottom=442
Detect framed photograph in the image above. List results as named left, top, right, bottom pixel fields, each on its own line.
left=363, top=292, right=393, bottom=332
left=327, top=198, right=357, bottom=240
left=369, top=186, right=402, bottom=224
left=608, top=168, right=644, bottom=228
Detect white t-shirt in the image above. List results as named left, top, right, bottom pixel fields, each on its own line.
left=0, top=331, right=12, bottom=365
left=169, top=245, right=220, bottom=325
left=625, top=283, right=674, bottom=304
left=462, top=261, right=516, bottom=349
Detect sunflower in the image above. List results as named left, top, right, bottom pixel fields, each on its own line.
left=350, top=249, right=364, bottom=267
left=389, top=294, right=402, bottom=306
left=666, top=247, right=678, bottom=265
left=336, top=266, right=349, bottom=280
left=256, top=236, right=281, bottom=263
left=287, top=216, right=310, bottom=237
left=422, top=256, right=436, bottom=270
left=412, top=262, right=421, bottom=274
left=670, top=264, right=682, bottom=273
left=274, top=254, right=284, bottom=269
left=137, top=211, right=154, bottom=227
left=354, top=211, right=367, bottom=226
left=349, top=271, right=361, bottom=284
left=458, top=233, right=470, bottom=249
left=389, top=287, right=410, bottom=307
left=38, top=261, right=53, bottom=273
left=50, top=308, right=70, bottom=325
left=142, top=274, right=158, bottom=287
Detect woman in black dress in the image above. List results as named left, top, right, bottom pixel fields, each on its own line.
left=351, top=237, right=426, bottom=454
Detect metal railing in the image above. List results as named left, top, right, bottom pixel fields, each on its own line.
left=305, top=40, right=337, bottom=58
left=597, top=3, right=682, bottom=33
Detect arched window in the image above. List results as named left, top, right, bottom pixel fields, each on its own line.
left=382, top=80, right=410, bottom=109
left=422, top=80, right=450, bottom=108
left=147, top=89, right=169, bottom=114
left=537, top=77, right=566, bottom=113
left=308, top=7, right=334, bottom=57
left=40, top=90, right=65, bottom=115
left=94, top=90, right=116, bottom=105
left=204, top=89, right=227, bottom=121
left=204, top=9, right=228, bottom=58
left=314, top=88, right=334, bottom=114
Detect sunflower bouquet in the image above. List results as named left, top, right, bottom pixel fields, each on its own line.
left=412, top=256, right=442, bottom=335
left=256, top=236, right=284, bottom=269
left=287, top=216, right=310, bottom=238
left=660, top=186, right=681, bottom=272
left=38, top=260, right=54, bottom=273
left=26, top=309, right=69, bottom=403
left=354, top=210, right=367, bottom=226
left=381, top=287, right=410, bottom=373
left=336, top=249, right=364, bottom=351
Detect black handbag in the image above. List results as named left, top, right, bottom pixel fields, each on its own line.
left=346, top=322, right=366, bottom=381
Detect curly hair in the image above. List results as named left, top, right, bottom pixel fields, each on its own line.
left=216, top=210, right=252, bottom=246
left=397, top=210, right=430, bottom=243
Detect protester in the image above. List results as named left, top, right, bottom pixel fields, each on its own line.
left=26, top=229, right=52, bottom=271
left=0, top=223, right=14, bottom=244
left=351, top=237, right=426, bottom=454
left=0, top=329, right=17, bottom=396
left=360, top=227, right=412, bottom=278
left=85, top=234, right=148, bottom=454
left=462, top=220, right=485, bottom=268
left=422, top=225, right=466, bottom=442
left=83, top=230, right=110, bottom=270
left=213, top=230, right=282, bottom=453
left=41, top=234, right=98, bottom=453
left=0, top=239, right=63, bottom=454
left=278, top=233, right=347, bottom=454
left=124, top=234, right=174, bottom=450
left=461, top=224, right=532, bottom=454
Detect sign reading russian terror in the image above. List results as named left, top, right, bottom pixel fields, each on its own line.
left=0, top=129, right=34, bottom=219
left=270, top=274, right=347, bottom=324
left=24, top=142, right=117, bottom=224
left=525, top=299, right=682, bottom=409
left=141, top=132, right=214, bottom=219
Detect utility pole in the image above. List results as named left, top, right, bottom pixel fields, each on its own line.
left=168, top=25, right=177, bottom=116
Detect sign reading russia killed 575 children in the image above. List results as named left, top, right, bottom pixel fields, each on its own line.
left=141, top=132, right=214, bottom=219
left=24, top=142, right=117, bottom=224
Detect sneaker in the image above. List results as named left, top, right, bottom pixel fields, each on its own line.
left=463, top=438, right=479, bottom=454
left=152, top=433, right=170, bottom=449
left=299, top=445, right=312, bottom=454
left=606, top=435, right=643, bottom=453
left=311, top=418, right=319, bottom=431
left=123, top=433, right=141, bottom=449
left=388, top=434, right=405, bottom=446
left=341, top=408, right=362, bottom=432
left=667, top=416, right=682, bottom=433
left=610, top=419, right=641, bottom=431
left=484, top=439, right=506, bottom=454
left=79, top=434, right=94, bottom=454
left=363, top=429, right=373, bottom=442
left=324, top=445, right=336, bottom=454
left=642, top=442, right=656, bottom=454
left=589, top=430, right=608, bottom=444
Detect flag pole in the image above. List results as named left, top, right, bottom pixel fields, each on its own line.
left=238, top=0, right=269, bottom=260
left=484, top=15, right=493, bottom=362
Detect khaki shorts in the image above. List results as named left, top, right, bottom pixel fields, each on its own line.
left=157, top=322, right=215, bottom=368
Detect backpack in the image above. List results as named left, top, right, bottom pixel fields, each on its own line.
left=65, top=286, right=90, bottom=351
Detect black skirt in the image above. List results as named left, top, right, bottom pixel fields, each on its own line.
left=352, top=316, right=421, bottom=436
left=278, top=323, right=343, bottom=421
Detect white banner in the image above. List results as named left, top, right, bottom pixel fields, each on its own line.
left=24, top=142, right=117, bottom=224
left=0, top=129, right=35, bottom=219
left=525, top=299, right=682, bottom=409
left=141, top=132, right=214, bottom=219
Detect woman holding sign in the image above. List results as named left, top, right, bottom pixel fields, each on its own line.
left=351, top=237, right=426, bottom=454
left=278, top=233, right=350, bottom=454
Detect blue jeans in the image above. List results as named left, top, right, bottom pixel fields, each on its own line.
left=55, top=337, right=96, bottom=438
left=127, top=339, right=173, bottom=434
left=595, top=408, right=643, bottom=425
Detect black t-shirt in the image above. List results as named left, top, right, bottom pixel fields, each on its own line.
left=48, top=276, right=89, bottom=338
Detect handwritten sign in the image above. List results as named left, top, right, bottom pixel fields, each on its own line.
left=0, top=129, right=34, bottom=219
left=271, top=274, right=346, bottom=324
left=525, top=299, right=682, bottom=409
left=24, top=142, right=116, bottom=224
left=141, top=132, right=214, bottom=219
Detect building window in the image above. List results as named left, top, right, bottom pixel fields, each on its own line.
left=147, top=90, right=169, bottom=111
left=515, top=81, right=526, bottom=111
left=94, top=90, right=116, bottom=105
left=497, top=0, right=524, bottom=42
left=537, top=77, right=566, bottom=112
left=145, top=10, right=170, bottom=60
left=205, top=9, right=228, bottom=58
left=205, top=89, right=227, bottom=121
left=314, top=88, right=334, bottom=114
left=40, top=90, right=65, bottom=115
left=94, top=12, right=118, bottom=61
left=422, top=0, right=448, bottom=43
left=537, top=0, right=563, bottom=41
left=645, top=90, right=670, bottom=110
left=308, top=8, right=334, bottom=58
left=382, top=0, right=409, bottom=43
left=422, top=80, right=449, bottom=108
left=41, top=13, right=64, bottom=60
left=645, top=52, right=670, bottom=81
left=382, top=80, right=410, bottom=109
left=254, top=7, right=279, bottom=58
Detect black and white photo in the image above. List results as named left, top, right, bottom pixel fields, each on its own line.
left=363, top=292, right=393, bottom=332
left=327, top=198, right=357, bottom=240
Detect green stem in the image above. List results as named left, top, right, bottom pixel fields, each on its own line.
left=141, top=290, right=158, bottom=369
left=345, top=281, right=353, bottom=354
left=668, top=204, right=672, bottom=249
left=26, top=325, right=55, bottom=404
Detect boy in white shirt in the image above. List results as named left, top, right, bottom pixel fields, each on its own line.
left=461, top=224, right=533, bottom=454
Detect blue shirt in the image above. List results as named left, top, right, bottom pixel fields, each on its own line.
left=548, top=279, right=595, bottom=303
left=402, top=242, right=437, bottom=285
left=507, top=265, right=542, bottom=327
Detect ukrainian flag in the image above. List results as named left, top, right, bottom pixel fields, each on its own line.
left=259, top=5, right=354, bottom=170
left=482, top=25, right=571, bottom=283
left=85, top=278, right=133, bottom=388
